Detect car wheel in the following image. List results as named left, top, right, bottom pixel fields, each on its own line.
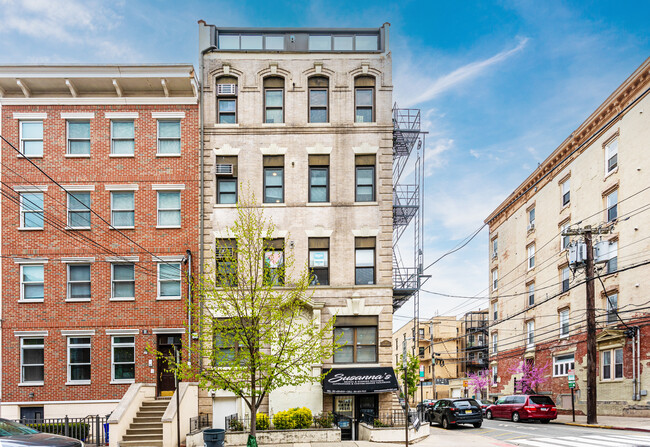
left=512, top=412, right=520, bottom=423
left=473, top=422, right=482, bottom=428
left=486, top=410, right=493, bottom=420
left=540, top=419, right=550, bottom=424
left=442, top=417, right=450, bottom=429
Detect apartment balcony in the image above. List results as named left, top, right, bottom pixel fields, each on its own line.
left=466, top=358, right=489, bottom=369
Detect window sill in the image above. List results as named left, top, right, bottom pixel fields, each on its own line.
left=604, top=167, right=619, bottom=180
left=561, top=203, right=570, bottom=211
left=600, top=379, right=624, bottom=383
left=156, top=226, right=181, bottom=229
left=110, top=380, right=135, bottom=385
left=306, top=122, right=331, bottom=126
left=66, top=381, right=91, bottom=386
left=559, top=334, right=569, bottom=339
left=66, top=226, right=91, bottom=231
left=19, top=382, right=44, bottom=387
left=353, top=201, right=378, bottom=206
left=64, top=154, right=91, bottom=158
left=110, top=226, right=135, bottom=230
left=109, top=154, right=135, bottom=158
left=262, top=203, right=286, bottom=207
left=353, top=122, right=378, bottom=126
left=18, top=227, right=44, bottom=231
left=110, top=297, right=135, bottom=302
left=214, top=123, right=240, bottom=128
left=306, top=202, right=331, bottom=207
left=214, top=203, right=237, bottom=208
left=157, top=296, right=182, bottom=301
left=66, top=298, right=92, bottom=303
left=156, top=153, right=181, bottom=157
left=18, top=299, right=44, bottom=303
left=262, top=123, right=286, bottom=127
left=18, top=154, right=43, bottom=159
left=332, top=363, right=380, bottom=368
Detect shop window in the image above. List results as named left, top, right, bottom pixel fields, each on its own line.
left=333, top=317, right=378, bottom=363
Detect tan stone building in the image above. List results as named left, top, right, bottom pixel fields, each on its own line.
left=198, top=23, right=425, bottom=438
left=484, top=57, right=650, bottom=415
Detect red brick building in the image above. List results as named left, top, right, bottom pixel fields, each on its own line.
left=0, top=65, right=199, bottom=419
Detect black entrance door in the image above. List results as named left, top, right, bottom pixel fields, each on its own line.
left=157, top=334, right=182, bottom=396
left=356, top=394, right=378, bottom=434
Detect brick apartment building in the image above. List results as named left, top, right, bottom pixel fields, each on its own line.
left=484, top=57, right=650, bottom=415
left=0, top=65, right=199, bottom=419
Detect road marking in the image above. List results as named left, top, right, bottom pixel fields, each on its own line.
left=516, top=440, right=556, bottom=447
left=560, top=436, right=636, bottom=446
left=597, top=433, right=650, bottom=442
left=582, top=435, right=650, bottom=446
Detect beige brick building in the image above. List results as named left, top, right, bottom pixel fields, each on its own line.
left=484, top=57, right=650, bottom=416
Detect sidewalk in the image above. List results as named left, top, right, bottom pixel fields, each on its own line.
left=554, top=414, right=650, bottom=432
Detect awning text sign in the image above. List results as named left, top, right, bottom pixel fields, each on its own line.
left=323, top=367, right=399, bottom=394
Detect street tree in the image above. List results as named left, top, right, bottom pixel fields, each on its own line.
left=398, top=353, right=420, bottom=403
left=510, top=360, right=551, bottom=394
left=467, top=369, right=490, bottom=400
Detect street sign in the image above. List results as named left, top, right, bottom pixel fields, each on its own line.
left=463, top=380, right=468, bottom=388
left=419, top=365, right=424, bottom=378
left=568, top=369, right=575, bottom=388
left=569, top=381, right=575, bottom=388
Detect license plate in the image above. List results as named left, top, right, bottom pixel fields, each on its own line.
left=541, top=408, right=548, bottom=411
left=465, top=410, right=472, bottom=414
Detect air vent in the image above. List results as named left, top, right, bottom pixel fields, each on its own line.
left=217, top=84, right=237, bottom=95
left=216, top=164, right=234, bottom=175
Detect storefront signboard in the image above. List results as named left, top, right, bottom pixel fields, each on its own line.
left=323, top=367, right=399, bottom=394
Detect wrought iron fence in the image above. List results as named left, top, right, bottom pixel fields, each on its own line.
left=189, top=413, right=212, bottom=434
left=360, top=410, right=416, bottom=428
left=14, top=415, right=110, bottom=446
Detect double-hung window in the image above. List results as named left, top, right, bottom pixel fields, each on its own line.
left=67, top=264, right=91, bottom=301
left=355, top=155, right=375, bottom=202
left=157, top=191, right=181, bottom=228
left=606, top=241, right=618, bottom=273
left=334, top=325, right=377, bottom=363
left=67, top=121, right=90, bottom=155
left=560, top=309, right=570, bottom=337
left=264, top=77, right=284, bottom=123
left=527, top=244, right=535, bottom=269
left=68, top=337, right=91, bottom=383
left=528, top=283, right=535, bottom=307
left=157, top=120, right=181, bottom=155
left=308, top=76, right=329, bottom=123
left=111, top=192, right=135, bottom=228
left=263, top=156, right=284, bottom=203
left=492, top=237, right=498, bottom=259
left=561, top=178, right=570, bottom=206
left=602, top=348, right=623, bottom=380
left=309, top=238, right=329, bottom=285
left=526, top=320, right=535, bottom=348
left=492, top=301, right=498, bottom=321
left=20, top=192, right=44, bottom=229
left=605, top=138, right=618, bottom=174
left=606, top=190, right=618, bottom=222
left=528, top=207, right=535, bottom=230
left=606, top=293, right=618, bottom=324
left=355, top=237, right=375, bottom=285
left=263, top=239, right=284, bottom=286
left=561, top=267, right=570, bottom=293
left=216, top=156, right=238, bottom=204
left=354, top=76, right=375, bottom=123
left=216, top=77, right=238, bottom=123
left=67, top=192, right=91, bottom=229
left=492, top=365, right=498, bottom=385
left=21, top=264, right=44, bottom=301
left=112, top=336, right=135, bottom=382
left=492, top=333, right=498, bottom=355
left=20, top=121, right=43, bottom=156
left=158, top=262, right=181, bottom=300
left=112, top=264, right=135, bottom=300
left=111, top=120, right=135, bottom=155
left=309, top=154, right=329, bottom=203
left=216, top=239, right=237, bottom=286
left=561, top=221, right=570, bottom=250
left=553, top=354, right=574, bottom=377
left=492, top=268, right=498, bottom=290
left=214, top=330, right=238, bottom=365
left=21, top=337, right=44, bottom=384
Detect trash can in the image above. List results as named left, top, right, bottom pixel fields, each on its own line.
left=203, top=428, right=225, bottom=447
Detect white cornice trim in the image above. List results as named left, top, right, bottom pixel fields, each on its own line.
left=270, top=230, right=288, bottom=238
left=61, top=184, right=95, bottom=191
left=105, top=112, right=139, bottom=119
left=213, top=229, right=236, bottom=239
left=61, top=112, right=95, bottom=119
left=14, top=258, right=48, bottom=264
left=13, top=112, right=47, bottom=119
left=152, top=112, right=186, bottom=119
left=105, top=256, right=139, bottom=262
left=152, top=328, right=186, bottom=334
left=352, top=143, right=379, bottom=154
left=61, top=330, right=96, bottom=336
left=105, top=329, right=139, bottom=335
left=260, top=143, right=287, bottom=155
left=153, top=255, right=184, bottom=262
left=306, top=229, right=333, bottom=238
left=105, top=184, right=139, bottom=191
left=12, top=185, right=48, bottom=193
left=61, top=257, right=96, bottom=263
left=306, top=145, right=332, bottom=155
left=152, top=184, right=186, bottom=191
left=14, top=331, right=48, bottom=337
left=352, top=228, right=380, bottom=237
left=213, top=144, right=240, bottom=156
left=2, top=97, right=197, bottom=106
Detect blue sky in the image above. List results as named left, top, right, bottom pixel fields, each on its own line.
left=1, top=0, right=649, bottom=325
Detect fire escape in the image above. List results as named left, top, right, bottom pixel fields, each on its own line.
left=392, top=105, right=426, bottom=316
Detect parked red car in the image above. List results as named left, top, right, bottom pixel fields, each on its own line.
left=485, top=395, right=557, bottom=423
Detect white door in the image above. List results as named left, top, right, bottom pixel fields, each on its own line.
left=452, top=388, right=461, bottom=398
left=212, top=397, right=238, bottom=429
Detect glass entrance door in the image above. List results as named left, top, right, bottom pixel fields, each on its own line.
left=334, top=396, right=354, bottom=440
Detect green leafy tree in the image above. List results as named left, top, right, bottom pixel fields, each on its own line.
left=397, top=353, right=420, bottom=403
left=164, top=192, right=340, bottom=439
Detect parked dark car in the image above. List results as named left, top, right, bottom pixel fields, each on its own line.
left=417, top=400, right=437, bottom=421
left=475, top=399, right=493, bottom=415
left=0, top=418, right=85, bottom=446
left=485, top=395, right=557, bottom=423
left=426, top=398, right=483, bottom=429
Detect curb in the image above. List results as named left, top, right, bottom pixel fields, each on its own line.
left=555, top=421, right=650, bottom=433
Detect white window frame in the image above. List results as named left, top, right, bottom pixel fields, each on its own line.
left=492, top=237, right=498, bottom=258
left=20, top=264, right=44, bottom=302
left=110, top=191, right=135, bottom=229
left=111, top=335, right=136, bottom=383
left=20, top=337, right=45, bottom=385
left=66, top=120, right=91, bottom=156
left=156, top=191, right=181, bottom=228
left=527, top=244, right=535, bottom=270
left=67, top=336, right=91, bottom=384
left=492, top=333, right=498, bottom=355
left=561, top=179, right=570, bottom=206
left=492, top=268, right=498, bottom=290
left=111, top=263, right=135, bottom=301
left=19, top=120, right=43, bottom=157
left=67, top=191, right=91, bottom=229
left=156, top=119, right=181, bottom=156
left=492, top=364, right=498, bottom=386
left=606, top=241, right=618, bottom=274
left=67, top=263, right=91, bottom=301
left=528, top=283, right=535, bottom=307
left=110, top=120, right=135, bottom=156
left=19, top=192, right=44, bottom=229
left=601, top=347, right=623, bottom=381
left=605, top=138, right=618, bottom=175
left=528, top=208, right=535, bottom=227
left=526, top=320, right=535, bottom=348
left=561, top=267, right=570, bottom=293
left=553, top=353, right=575, bottom=377
left=560, top=309, right=570, bottom=338
left=157, top=262, right=182, bottom=300
left=606, top=190, right=618, bottom=222
left=492, top=301, right=498, bottom=321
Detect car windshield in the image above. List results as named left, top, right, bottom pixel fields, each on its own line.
left=529, top=396, right=555, bottom=405
left=453, top=399, right=478, bottom=408
left=0, top=419, right=40, bottom=436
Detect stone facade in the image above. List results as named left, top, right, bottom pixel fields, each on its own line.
left=484, top=57, right=650, bottom=415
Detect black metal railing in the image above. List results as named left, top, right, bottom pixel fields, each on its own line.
left=189, top=413, right=212, bottom=434
left=14, top=415, right=109, bottom=446
left=361, top=410, right=415, bottom=428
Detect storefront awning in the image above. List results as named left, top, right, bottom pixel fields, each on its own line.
left=322, top=367, right=399, bottom=394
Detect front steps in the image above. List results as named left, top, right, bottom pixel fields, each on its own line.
left=119, top=398, right=170, bottom=447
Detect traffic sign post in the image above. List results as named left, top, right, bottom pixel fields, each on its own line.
left=568, top=370, right=576, bottom=422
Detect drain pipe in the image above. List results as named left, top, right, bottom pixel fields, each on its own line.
left=633, top=328, right=637, bottom=400
left=637, top=327, right=642, bottom=401
left=186, top=249, right=193, bottom=358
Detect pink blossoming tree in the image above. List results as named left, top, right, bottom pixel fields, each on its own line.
left=509, top=360, right=551, bottom=393
left=467, top=369, right=491, bottom=399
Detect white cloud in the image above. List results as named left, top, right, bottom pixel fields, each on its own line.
left=470, top=149, right=481, bottom=159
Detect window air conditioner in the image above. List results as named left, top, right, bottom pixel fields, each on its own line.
left=217, top=84, right=237, bottom=95
left=492, top=252, right=498, bottom=259
left=215, top=164, right=234, bottom=175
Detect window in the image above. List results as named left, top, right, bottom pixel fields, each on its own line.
left=528, top=283, right=535, bottom=307
left=111, top=264, right=135, bottom=300
left=309, top=154, right=329, bottom=202
left=157, top=120, right=181, bottom=155
left=605, top=138, right=618, bottom=174
left=355, top=237, right=375, bottom=285
left=67, top=121, right=90, bottom=155
left=264, top=239, right=284, bottom=286
left=492, top=365, right=498, bottom=385
left=20, top=192, right=44, bottom=229
left=67, top=264, right=91, bottom=300
left=21, top=264, right=44, bottom=301
left=561, top=179, right=570, bottom=206
left=527, top=244, right=535, bottom=269
left=606, top=190, right=618, bottom=222
left=355, top=76, right=375, bottom=122
left=112, top=336, right=135, bottom=382
left=606, top=293, right=618, bottom=324
left=602, top=348, right=623, bottom=380
left=263, top=156, right=284, bottom=203
left=492, top=301, right=498, bottom=321
left=157, top=191, right=181, bottom=227
left=111, top=192, right=134, bottom=228
left=67, top=192, right=91, bottom=229
left=528, top=207, right=535, bottom=229
left=216, top=76, right=238, bottom=124
left=419, top=347, right=425, bottom=357
left=264, top=77, right=284, bottom=123
left=68, top=337, right=91, bottom=383
left=216, top=239, right=237, bottom=286
left=241, top=34, right=263, bottom=49
left=356, top=35, right=378, bottom=50
left=419, top=328, right=425, bottom=338
left=265, top=35, right=284, bottom=50
left=492, top=237, right=498, bottom=258
left=355, top=155, right=375, bottom=202
left=526, top=321, right=535, bottom=348
left=21, top=338, right=44, bottom=384
left=560, top=309, right=570, bottom=337
left=110, top=120, right=134, bottom=155
left=158, top=263, right=181, bottom=299
left=606, top=241, right=618, bottom=273
left=214, top=330, right=238, bottom=365
left=334, top=326, right=377, bottom=363
left=492, top=333, right=497, bottom=355
left=309, top=238, right=329, bottom=285
left=333, top=35, right=353, bottom=50
left=561, top=267, right=570, bottom=293
left=216, top=155, right=238, bottom=204
left=492, top=268, right=498, bottom=290
left=553, top=354, right=574, bottom=377
left=309, top=35, right=331, bottom=50
left=20, top=121, right=43, bottom=156
left=561, top=222, right=570, bottom=250
left=308, top=76, right=329, bottom=123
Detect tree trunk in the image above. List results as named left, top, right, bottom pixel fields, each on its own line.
left=250, top=404, right=257, bottom=438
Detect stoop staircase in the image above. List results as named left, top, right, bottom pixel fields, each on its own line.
left=119, top=397, right=170, bottom=447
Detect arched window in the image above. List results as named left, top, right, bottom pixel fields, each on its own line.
left=354, top=76, right=375, bottom=123
left=308, top=76, right=329, bottom=123
left=263, top=77, right=284, bottom=123
left=216, top=76, right=238, bottom=124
